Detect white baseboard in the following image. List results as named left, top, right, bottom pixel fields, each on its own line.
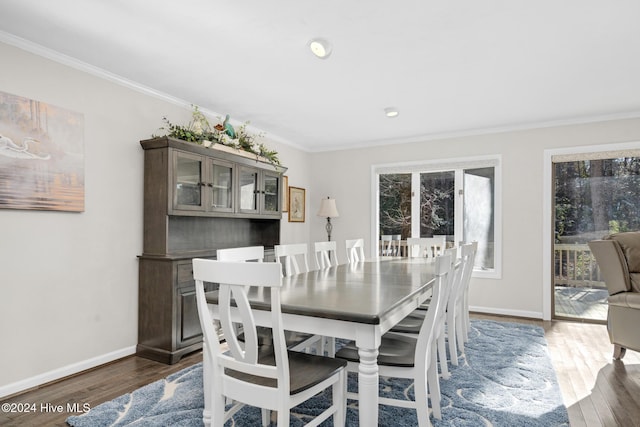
left=0, top=346, right=137, bottom=399
left=470, top=305, right=543, bottom=320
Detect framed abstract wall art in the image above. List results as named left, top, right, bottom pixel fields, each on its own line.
left=0, top=91, right=84, bottom=212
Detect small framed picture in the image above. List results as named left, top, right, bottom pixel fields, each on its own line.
left=288, top=186, right=305, bottom=222
left=282, top=176, right=289, bottom=212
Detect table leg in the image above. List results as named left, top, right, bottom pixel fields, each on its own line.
left=357, top=346, right=379, bottom=426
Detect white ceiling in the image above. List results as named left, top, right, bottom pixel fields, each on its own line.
left=1, top=0, right=640, bottom=152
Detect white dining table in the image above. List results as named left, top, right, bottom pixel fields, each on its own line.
left=204, top=257, right=436, bottom=426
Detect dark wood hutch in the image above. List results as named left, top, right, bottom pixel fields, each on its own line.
left=138, top=136, right=286, bottom=364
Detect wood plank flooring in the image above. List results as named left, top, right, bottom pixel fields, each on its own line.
left=2, top=314, right=640, bottom=426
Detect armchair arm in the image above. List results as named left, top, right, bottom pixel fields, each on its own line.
left=588, top=239, right=630, bottom=295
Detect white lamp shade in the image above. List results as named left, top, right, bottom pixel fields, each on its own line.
left=317, top=198, right=339, bottom=218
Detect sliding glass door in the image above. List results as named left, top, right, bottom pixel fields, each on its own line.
left=553, top=155, right=640, bottom=322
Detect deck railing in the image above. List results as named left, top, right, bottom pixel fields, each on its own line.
left=554, top=243, right=604, bottom=287
left=378, top=241, right=604, bottom=287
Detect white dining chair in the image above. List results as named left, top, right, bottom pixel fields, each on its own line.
left=274, top=243, right=326, bottom=354
left=274, top=243, right=311, bottom=276
left=460, top=241, right=478, bottom=343
left=406, top=237, right=447, bottom=258
left=423, top=236, right=446, bottom=257
left=345, top=238, right=365, bottom=263
left=334, top=254, right=452, bottom=427
left=412, top=245, right=472, bottom=372
left=434, top=243, right=473, bottom=367
left=313, top=240, right=339, bottom=356
left=433, top=235, right=448, bottom=248
left=380, top=235, right=394, bottom=256
left=217, top=245, right=264, bottom=263
left=406, top=237, right=431, bottom=258
left=388, top=247, right=463, bottom=413
left=314, top=241, right=338, bottom=269
left=218, top=246, right=314, bottom=352
left=217, top=246, right=264, bottom=338
left=193, top=259, right=347, bottom=427
left=392, top=234, right=402, bottom=256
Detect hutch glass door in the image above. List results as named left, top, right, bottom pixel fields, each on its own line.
left=209, top=160, right=234, bottom=212
left=262, top=172, right=280, bottom=214
left=174, top=151, right=203, bottom=210
left=238, top=167, right=259, bottom=212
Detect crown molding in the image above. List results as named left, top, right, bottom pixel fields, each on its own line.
left=0, top=30, right=304, bottom=152
left=3, top=30, right=639, bottom=155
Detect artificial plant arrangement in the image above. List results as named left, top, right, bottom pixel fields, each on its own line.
left=155, top=105, right=280, bottom=166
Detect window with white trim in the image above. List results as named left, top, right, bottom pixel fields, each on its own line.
left=373, top=155, right=501, bottom=278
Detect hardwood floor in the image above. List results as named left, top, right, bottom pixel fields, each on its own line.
left=474, top=313, right=640, bottom=427
left=0, top=351, right=203, bottom=427
left=2, top=314, right=639, bottom=426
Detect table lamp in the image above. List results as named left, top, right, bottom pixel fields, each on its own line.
left=317, top=197, right=339, bottom=241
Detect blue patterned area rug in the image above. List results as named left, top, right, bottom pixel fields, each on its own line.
left=67, top=320, right=569, bottom=426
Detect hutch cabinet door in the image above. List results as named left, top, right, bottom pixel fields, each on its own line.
left=171, top=150, right=206, bottom=212
left=262, top=171, right=281, bottom=216
left=176, top=284, right=204, bottom=348
left=237, top=165, right=260, bottom=214
left=207, top=158, right=235, bottom=213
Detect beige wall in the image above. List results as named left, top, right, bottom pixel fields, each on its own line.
left=0, top=41, right=312, bottom=394
left=308, top=119, right=640, bottom=318
left=2, top=38, right=640, bottom=396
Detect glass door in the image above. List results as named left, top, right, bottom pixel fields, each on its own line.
left=553, top=156, right=640, bottom=322
left=262, top=172, right=280, bottom=215
left=237, top=166, right=259, bottom=213
left=173, top=151, right=204, bottom=211
left=208, top=159, right=234, bottom=213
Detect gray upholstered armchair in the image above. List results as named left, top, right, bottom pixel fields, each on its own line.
left=589, top=231, right=640, bottom=360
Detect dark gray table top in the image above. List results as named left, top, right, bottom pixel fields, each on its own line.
left=206, top=258, right=435, bottom=325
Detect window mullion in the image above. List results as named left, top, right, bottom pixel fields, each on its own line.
left=454, top=169, right=464, bottom=246
left=411, top=173, right=420, bottom=238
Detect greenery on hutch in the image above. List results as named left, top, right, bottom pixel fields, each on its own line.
left=155, top=105, right=281, bottom=166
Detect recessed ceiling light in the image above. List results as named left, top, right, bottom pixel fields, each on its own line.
left=309, top=38, right=332, bottom=59
left=384, top=107, right=399, bottom=118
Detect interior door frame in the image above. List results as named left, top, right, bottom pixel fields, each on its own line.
left=542, top=141, right=640, bottom=320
